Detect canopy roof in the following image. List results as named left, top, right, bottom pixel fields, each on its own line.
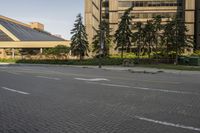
left=0, top=15, right=65, bottom=41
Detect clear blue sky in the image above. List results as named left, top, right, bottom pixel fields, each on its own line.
left=0, top=0, right=84, bottom=39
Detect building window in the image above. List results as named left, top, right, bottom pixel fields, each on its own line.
left=118, top=1, right=132, bottom=7
left=118, top=1, right=183, bottom=8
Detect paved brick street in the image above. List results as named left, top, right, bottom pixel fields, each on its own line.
left=0, top=65, right=200, bottom=133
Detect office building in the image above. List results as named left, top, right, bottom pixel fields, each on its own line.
left=85, top=0, right=199, bottom=52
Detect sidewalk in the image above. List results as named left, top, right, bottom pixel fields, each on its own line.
left=1, top=63, right=200, bottom=75
left=69, top=65, right=200, bottom=75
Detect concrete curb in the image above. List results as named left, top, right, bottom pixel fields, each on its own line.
left=1, top=63, right=200, bottom=75
left=0, top=63, right=15, bottom=65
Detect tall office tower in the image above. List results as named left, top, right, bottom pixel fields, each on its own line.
left=195, top=0, right=200, bottom=49
left=184, top=0, right=195, bottom=45
left=85, top=0, right=197, bottom=52
left=84, top=0, right=100, bottom=49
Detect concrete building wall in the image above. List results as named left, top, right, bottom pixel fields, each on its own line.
left=30, top=22, right=44, bottom=31
left=184, top=0, right=195, bottom=37
left=85, top=0, right=100, bottom=46
left=109, top=0, right=118, bottom=35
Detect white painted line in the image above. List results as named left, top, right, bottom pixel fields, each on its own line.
left=132, top=86, right=198, bottom=95
left=135, top=116, right=200, bottom=132
left=75, top=78, right=109, bottom=82
left=36, top=76, right=60, bottom=81
left=0, top=67, right=8, bottom=69
left=0, top=70, right=21, bottom=75
left=100, top=83, right=130, bottom=88
left=1, top=87, right=30, bottom=95
left=6, top=71, right=21, bottom=75
left=87, top=82, right=199, bottom=95
left=19, top=68, right=33, bottom=71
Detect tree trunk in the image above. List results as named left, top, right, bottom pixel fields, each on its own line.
left=166, top=49, right=169, bottom=64
left=121, top=45, right=124, bottom=59
left=79, top=54, right=82, bottom=61
left=127, top=42, right=131, bottom=53
left=175, top=48, right=178, bottom=65
left=148, top=43, right=151, bottom=57
left=155, top=44, right=158, bottom=64
left=137, top=45, right=141, bottom=64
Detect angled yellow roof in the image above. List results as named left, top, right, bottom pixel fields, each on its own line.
left=0, top=15, right=65, bottom=41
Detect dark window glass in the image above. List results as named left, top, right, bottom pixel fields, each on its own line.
left=119, top=1, right=183, bottom=8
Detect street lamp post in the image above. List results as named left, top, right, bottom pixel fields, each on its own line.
left=99, top=0, right=103, bottom=68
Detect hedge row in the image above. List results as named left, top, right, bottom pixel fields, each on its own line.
left=14, top=58, right=124, bottom=66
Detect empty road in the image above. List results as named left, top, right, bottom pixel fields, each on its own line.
left=0, top=65, right=200, bottom=133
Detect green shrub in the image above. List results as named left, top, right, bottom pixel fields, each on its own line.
left=110, top=53, right=138, bottom=59
left=44, top=45, right=70, bottom=58
left=0, top=58, right=17, bottom=63
left=15, top=58, right=124, bottom=66
left=192, top=50, right=200, bottom=57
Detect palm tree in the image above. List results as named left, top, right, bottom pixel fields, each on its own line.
left=92, top=20, right=112, bottom=57
left=70, top=14, right=89, bottom=60
left=114, top=6, right=133, bottom=58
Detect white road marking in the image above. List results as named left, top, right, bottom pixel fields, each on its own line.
left=0, top=67, right=8, bottom=69
left=75, top=78, right=109, bottom=82
left=135, top=116, right=200, bottom=132
left=36, top=76, right=60, bottom=81
left=141, top=80, right=181, bottom=85
left=0, top=70, right=21, bottom=75
left=19, top=68, right=33, bottom=71
left=87, top=82, right=199, bottom=95
left=100, top=83, right=130, bottom=88
left=132, top=86, right=197, bottom=95
left=1, top=87, right=30, bottom=95
left=6, top=71, right=21, bottom=75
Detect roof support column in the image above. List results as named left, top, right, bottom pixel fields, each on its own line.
left=3, top=48, right=6, bottom=58
left=40, top=48, right=43, bottom=54
left=0, top=49, right=6, bottom=58
left=12, top=48, right=15, bottom=59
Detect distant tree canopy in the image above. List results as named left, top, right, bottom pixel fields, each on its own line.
left=44, top=45, right=70, bottom=59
